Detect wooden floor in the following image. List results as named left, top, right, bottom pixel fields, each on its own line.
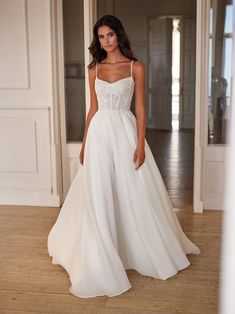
left=146, top=129, right=195, bottom=210
left=0, top=130, right=223, bottom=314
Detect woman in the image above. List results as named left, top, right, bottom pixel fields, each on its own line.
left=47, top=15, right=200, bottom=298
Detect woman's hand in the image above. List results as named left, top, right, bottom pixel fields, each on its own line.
left=79, top=145, right=85, bottom=165
left=133, top=146, right=145, bottom=170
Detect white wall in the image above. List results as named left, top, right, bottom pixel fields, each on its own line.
left=114, top=0, right=196, bottom=41
left=98, top=0, right=196, bottom=58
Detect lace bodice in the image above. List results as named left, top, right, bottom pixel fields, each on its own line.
left=95, top=60, right=135, bottom=111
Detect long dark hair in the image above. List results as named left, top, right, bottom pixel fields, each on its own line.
left=88, top=15, right=137, bottom=69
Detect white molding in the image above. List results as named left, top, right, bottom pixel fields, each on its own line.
left=219, top=0, right=235, bottom=309
left=0, top=0, right=54, bottom=108
left=0, top=108, right=60, bottom=206
left=0, top=106, right=50, bottom=110
left=84, top=0, right=97, bottom=116
left=193, top=146, right=203, bottom=213
left=49, top=0, right=63, bottom=205
left=52, top=0, right=68, bottom=203
left=0, top=190, right=60, bottom=206
left=193, top=0, right=210, bottom=213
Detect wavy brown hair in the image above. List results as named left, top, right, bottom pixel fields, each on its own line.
left=88, top=15, right=137, bottom=69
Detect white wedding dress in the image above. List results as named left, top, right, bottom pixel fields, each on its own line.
left=47, top=60, right=200, bottom=298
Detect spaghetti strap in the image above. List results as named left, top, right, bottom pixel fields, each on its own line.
left=96, top=63, right=98, bottom=79
left=130, top=60, right=134, bottom=78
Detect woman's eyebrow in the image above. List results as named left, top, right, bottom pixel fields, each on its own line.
left=98, top=31, right=114, bottom=36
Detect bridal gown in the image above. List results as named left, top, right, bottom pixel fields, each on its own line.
left=47, top=60, right=200, bottom=298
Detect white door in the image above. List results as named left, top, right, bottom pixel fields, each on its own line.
left=148, top=18, right=172, bottom=130
left=194, top=0, right=233, bottom=211
left=202, top=0, right=232, bottom=210
left=56, top=0, right=96, bottom=200
left=0, top=0, right=61, bottom=206
left=179, top=18, right=196, bottom=129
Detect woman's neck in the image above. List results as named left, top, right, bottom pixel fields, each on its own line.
left=104, top=49, right=128, bottom=64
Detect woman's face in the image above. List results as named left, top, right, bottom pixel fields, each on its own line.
left=97, top=25, right=119, bottom=53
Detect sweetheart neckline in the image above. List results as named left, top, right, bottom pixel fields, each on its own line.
left=95, top=76, right=134, bottom=85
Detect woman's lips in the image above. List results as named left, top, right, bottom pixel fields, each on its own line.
left=104, top=45, right=112, bottom=48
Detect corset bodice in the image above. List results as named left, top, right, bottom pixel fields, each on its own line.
left=95, top=76, right=134, bottom=111
left=94, top=60, right=135, bottom=111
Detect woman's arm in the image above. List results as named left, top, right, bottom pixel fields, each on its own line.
left=79, top=66, right=98, bottom=164
left=133, top=61, right=146, bottom=169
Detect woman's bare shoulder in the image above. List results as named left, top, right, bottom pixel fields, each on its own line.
left=133, top=60, right=144, bottom=66
left=88, top=64, right=96, bottom=80
left=133, top=60, right=145, bottom=75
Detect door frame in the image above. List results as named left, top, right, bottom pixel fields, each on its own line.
left=51, top=0, right=96, bottom=202
left=195, top=0, right=230, bottom=211
left=194, top=0, right=210, bottom=213
left=52, top=0, right=206, bottom=212
left=147, top=12, right=203, bottom=212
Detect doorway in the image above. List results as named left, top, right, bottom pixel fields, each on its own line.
left=54, top=0, right=206, bottom=212
left=147, top=15, right=196, bottom=209
left=148, top=15, right=196, bottom=131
